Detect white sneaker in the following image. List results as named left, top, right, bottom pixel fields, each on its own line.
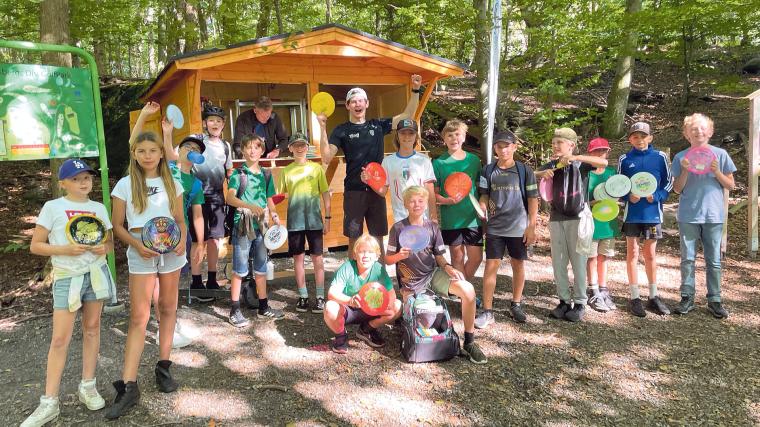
left=20, top=396, right=59, bottom=427
left=156, top=321, right=193, bottom=349
left=77, top=378, right=105, bottom=410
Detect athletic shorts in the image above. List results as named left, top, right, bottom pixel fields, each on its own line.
left=485, top=234, right=528, bottom=260
left=190, top=202, right=226, bottom=242
left=288, top=229, right=324, bottom=256
left=344, top=306, right=378, bottom=325
left=127, top=232, right=187, bottom=274
left=622, top=223, right=662, bottom=240
left=590, top=238, right=616, bottom=257
left=343, top=190, right=388, bottom=238
left=401, top=268, right=455, bottom=297
left=441, top=226, right=483, bottom=247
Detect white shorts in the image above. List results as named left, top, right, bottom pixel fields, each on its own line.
left=126, top=232, right=187, bottom=274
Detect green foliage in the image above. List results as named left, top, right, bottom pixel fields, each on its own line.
left=1, top=242, right=29, bottom=254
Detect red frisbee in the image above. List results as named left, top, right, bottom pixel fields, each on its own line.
left=364, top=162, right=386, bottom=191
left=444, top=172, right=472, bottom=202
left=271, top=193, right=286, bottom=205
left=684, top=146, right=716, bottom=175
left=358, top=282, right=391, bottom=316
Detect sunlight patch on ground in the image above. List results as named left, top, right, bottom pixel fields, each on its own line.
left=747, top=400, right=760, bottom=425
left=171, top=350, right=209, bottom=368
left=222, top=354, right=268, bottom=377
left=724, top=312, right=760, bottom=329
left=171, top=390, right=252, bottom=419
left=595, top=352, right=673, bottom=404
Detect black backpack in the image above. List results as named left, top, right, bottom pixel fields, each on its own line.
left=550, top=162, right=585, bottom=217
left=482, top=160, right=530, bottom=213
left=224, top=166, right=272, bottom=237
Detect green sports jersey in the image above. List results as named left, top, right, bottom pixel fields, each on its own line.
left=331, top=260, right=393, bottom=297
left=588, top=166, right=619, bottom=240
left=228, top=163, right=275, bottom=229
left=277, top=160, right=329, bottom=231
left=432, top=151, right=482, bottom=230
left=169, top=161, right=204, bottom=225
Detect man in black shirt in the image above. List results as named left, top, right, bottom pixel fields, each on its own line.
left=233, top=96, right=289, bottom=159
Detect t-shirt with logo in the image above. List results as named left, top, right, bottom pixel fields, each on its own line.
left=112, top=175, right=184, bottom=230
left=277, top=160, right=329, bottom=231
left=387, top=218, right=447, bottom=293
left=478, top=163, right=538, bottom=238
left=192, top=136, right=232, bottom=203
left=330, top=259, right=393, bottom=297
left=328, top=118, right=392, bottom=192
left=432, top=151, right=482, bottom=230
left=382, top=151, right=436, bottom=223
left=228, top=164, right=275, bottom=229
left=36, top=197, right=113, bottom=270
left=672, top=145, right=736, bottom=224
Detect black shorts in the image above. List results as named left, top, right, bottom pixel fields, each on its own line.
left=622, top=223, right=662, bottom=240
left=441, top=227, right=483, bottom=247
left=190, top=202, right=226, bottom=242
left=485, top=234, right=528, bottom=260
left=344, top=306, right=378, bottom=325
left=288, top=229, right=324, bottom=256
left=343, top=190, right=388, bottom=238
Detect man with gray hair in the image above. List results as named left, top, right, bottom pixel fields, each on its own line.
left=233, top=96, right=289, bottom=159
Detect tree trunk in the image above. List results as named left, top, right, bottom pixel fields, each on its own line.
left=181, top=0, right=200, bottom=53
left=256, top=0, right=272, bottom=38
left=197, top=0, right=209, bottom=45
left=472, top=0, right=489, bottom=158
left=602, top=0, right=642, bottom=139
left=40, top=0, right=71, bottom=199
left=681, top=20, right=694, bottom=106
left=325, top=0, right=332, bottom=23
left=274, top=0, right=283, bottom=33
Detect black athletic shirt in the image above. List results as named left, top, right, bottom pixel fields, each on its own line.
left=328, top=118, right=392, bottom=191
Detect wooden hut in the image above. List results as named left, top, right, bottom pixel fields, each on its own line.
left=130, top=23, right=465, bottom=252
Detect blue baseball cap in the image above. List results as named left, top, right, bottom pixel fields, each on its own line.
left=58, top=159, right=97, bottom=180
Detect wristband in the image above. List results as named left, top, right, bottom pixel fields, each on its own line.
left=412, top=88, right=422, bottom=94
left=324, top=216, right=331, bottom=219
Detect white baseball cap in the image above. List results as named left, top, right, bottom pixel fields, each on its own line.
left=346, top=87, right=368, bottom=102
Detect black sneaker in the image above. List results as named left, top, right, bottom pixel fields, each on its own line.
left=229, top=308, right=250, bottom=327
left=647, top=296, right=671, bottom=315
left=206, top=281, right=221, bottom=290
left=190, top=281, right=213, bottom=303
left=510, top=302, right=527, bottom=324
left=564, top=304, right=586, bottom=322
left=674, top=295, right=695, bottom=315
left=629, top=298, right=647, bottom=318
left=461, top=342, right=488, bottom=364
left=356, top=325, right=386, bottom=348
left=155, top=361, right=178, bottom=393
left=296, top=297, right=310, bottom=312
left=104, top=380, right=140, bottom=420
left=313, top=297, right=326, bottom=313
left=258, top=307, right=284, bottom=320
left=331, top=333, right=348, bottom=354
left=550, top=301, right=571, bottom=319
left=588, top=294, right=610, bottom=312
left=707, top=301, right=728, bottom=319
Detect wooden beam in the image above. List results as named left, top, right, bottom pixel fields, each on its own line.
left=281, top=44, right=379, bottom=58
left=749, top=98, right=760, bottom=254
left=415, top=76, right=439, bottom=120
left=141, top=63, right=180, bottom=101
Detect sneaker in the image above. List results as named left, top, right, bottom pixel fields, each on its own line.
left=356, top=325, right=386, bottom=348
left=78, top=379, right=105, bottom=410
left=629, top=298, right=647, bottom=318
left=156, top=321, right=193, bottom=349
left=331, top=333, right=348, bottom=354
left=564, top=304, right=586, bottom=322
left=510, top=303, right=527, bottom=324
left=461, top=342, right=488, bottom=364
left=312, top=297, right=326, bottom=313
left=550, top=301, right=571, bottom=319
left=647, top=296, right=671, bottom=315
left=588, top=294, right=610, bottom=312
left=707, top=301, right=729, bottom=319
left=205, top=280, right=221, bottom=290
left=190, top=281, right=213, bottom=303
left=104, top=380, right=140, bottom=420
left=674, top=295, right=695, bottom=315
left=20, top=396, right=59, bottom=427
left=601, top=289, right=617, bottom=310
left=258, top=307, right=284, bottom=320
left=229, top=308, right=250, bottom=328
left=296, top=297, right=310, bottom=312
left=474, top=310, right=495, bottom=329
left=155, top=361, right=178, bottom=393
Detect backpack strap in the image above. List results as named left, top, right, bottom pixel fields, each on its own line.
left=515, top=161, right=529, bottom=213
left=184, top=178, right=202, bottom=213
left=235, top=166, right=247, bottom=200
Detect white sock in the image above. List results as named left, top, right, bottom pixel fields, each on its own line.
left=629, top=284, right=640, bottom=300
left=649, top=284, right=658, bottom=298
left=589, top=284, right=600, bottom=296
left=80, top=378, right=96, bottom=388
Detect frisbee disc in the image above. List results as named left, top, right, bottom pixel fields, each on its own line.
left=364, top=162, right=386, bottom=192
left=604, top=174, right=632, bottom=198
left=592, top=199, right=619, bottom=222
left=398, top=225, right=430, bottom=253
left=593, top=183, right=615, bottom=201
left=66, top=214, right=107, bottom=246
left=469, top=193, right=486, bottom=220
left=264, top=224, right=288, bottom=250
left=444, top=172, right=472, bottom=202
left=141, top=217, right=181, bottom=254
left=271, top=193, right=286, bottom=205
left=166, top=104, right=184, bottom=129
left=358, top=282, right=390, bottom=316
left=629, top=172, right=658, bottom=197
left=311, top=92, right=336, bottom=117
left=539, top=177, right=553, bottom=202
left=685, top=146, right=716, bottom=175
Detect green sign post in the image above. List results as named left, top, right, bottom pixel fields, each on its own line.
left=0, top=40, right=118, bottom=304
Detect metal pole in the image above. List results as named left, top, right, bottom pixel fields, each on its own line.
left=486, top=0, right=503, bottom=165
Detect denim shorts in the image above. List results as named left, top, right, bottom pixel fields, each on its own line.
left=232, top=229, right=268, bottom=277
left=127, top=231, right=187, bottom=274
left=52, top=267, right=110, bottom=310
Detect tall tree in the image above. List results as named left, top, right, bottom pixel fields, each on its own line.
left=325, top=0, right=332, bottom=23
left=40, top=0, right=71, bottom=198
left=602, top=0, right=642, bottom=139
left=472, top=0, right=490, bottom=159
left=256, top=0, right=273, bottom=38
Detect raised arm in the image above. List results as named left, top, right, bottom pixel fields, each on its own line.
left=318, top=113, right=339, bottom=166
left=130, top=101, right=161, bottom=145
left=161, top=117, right=179, bottom=162
left=391, top=74, right=422, bottom=129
